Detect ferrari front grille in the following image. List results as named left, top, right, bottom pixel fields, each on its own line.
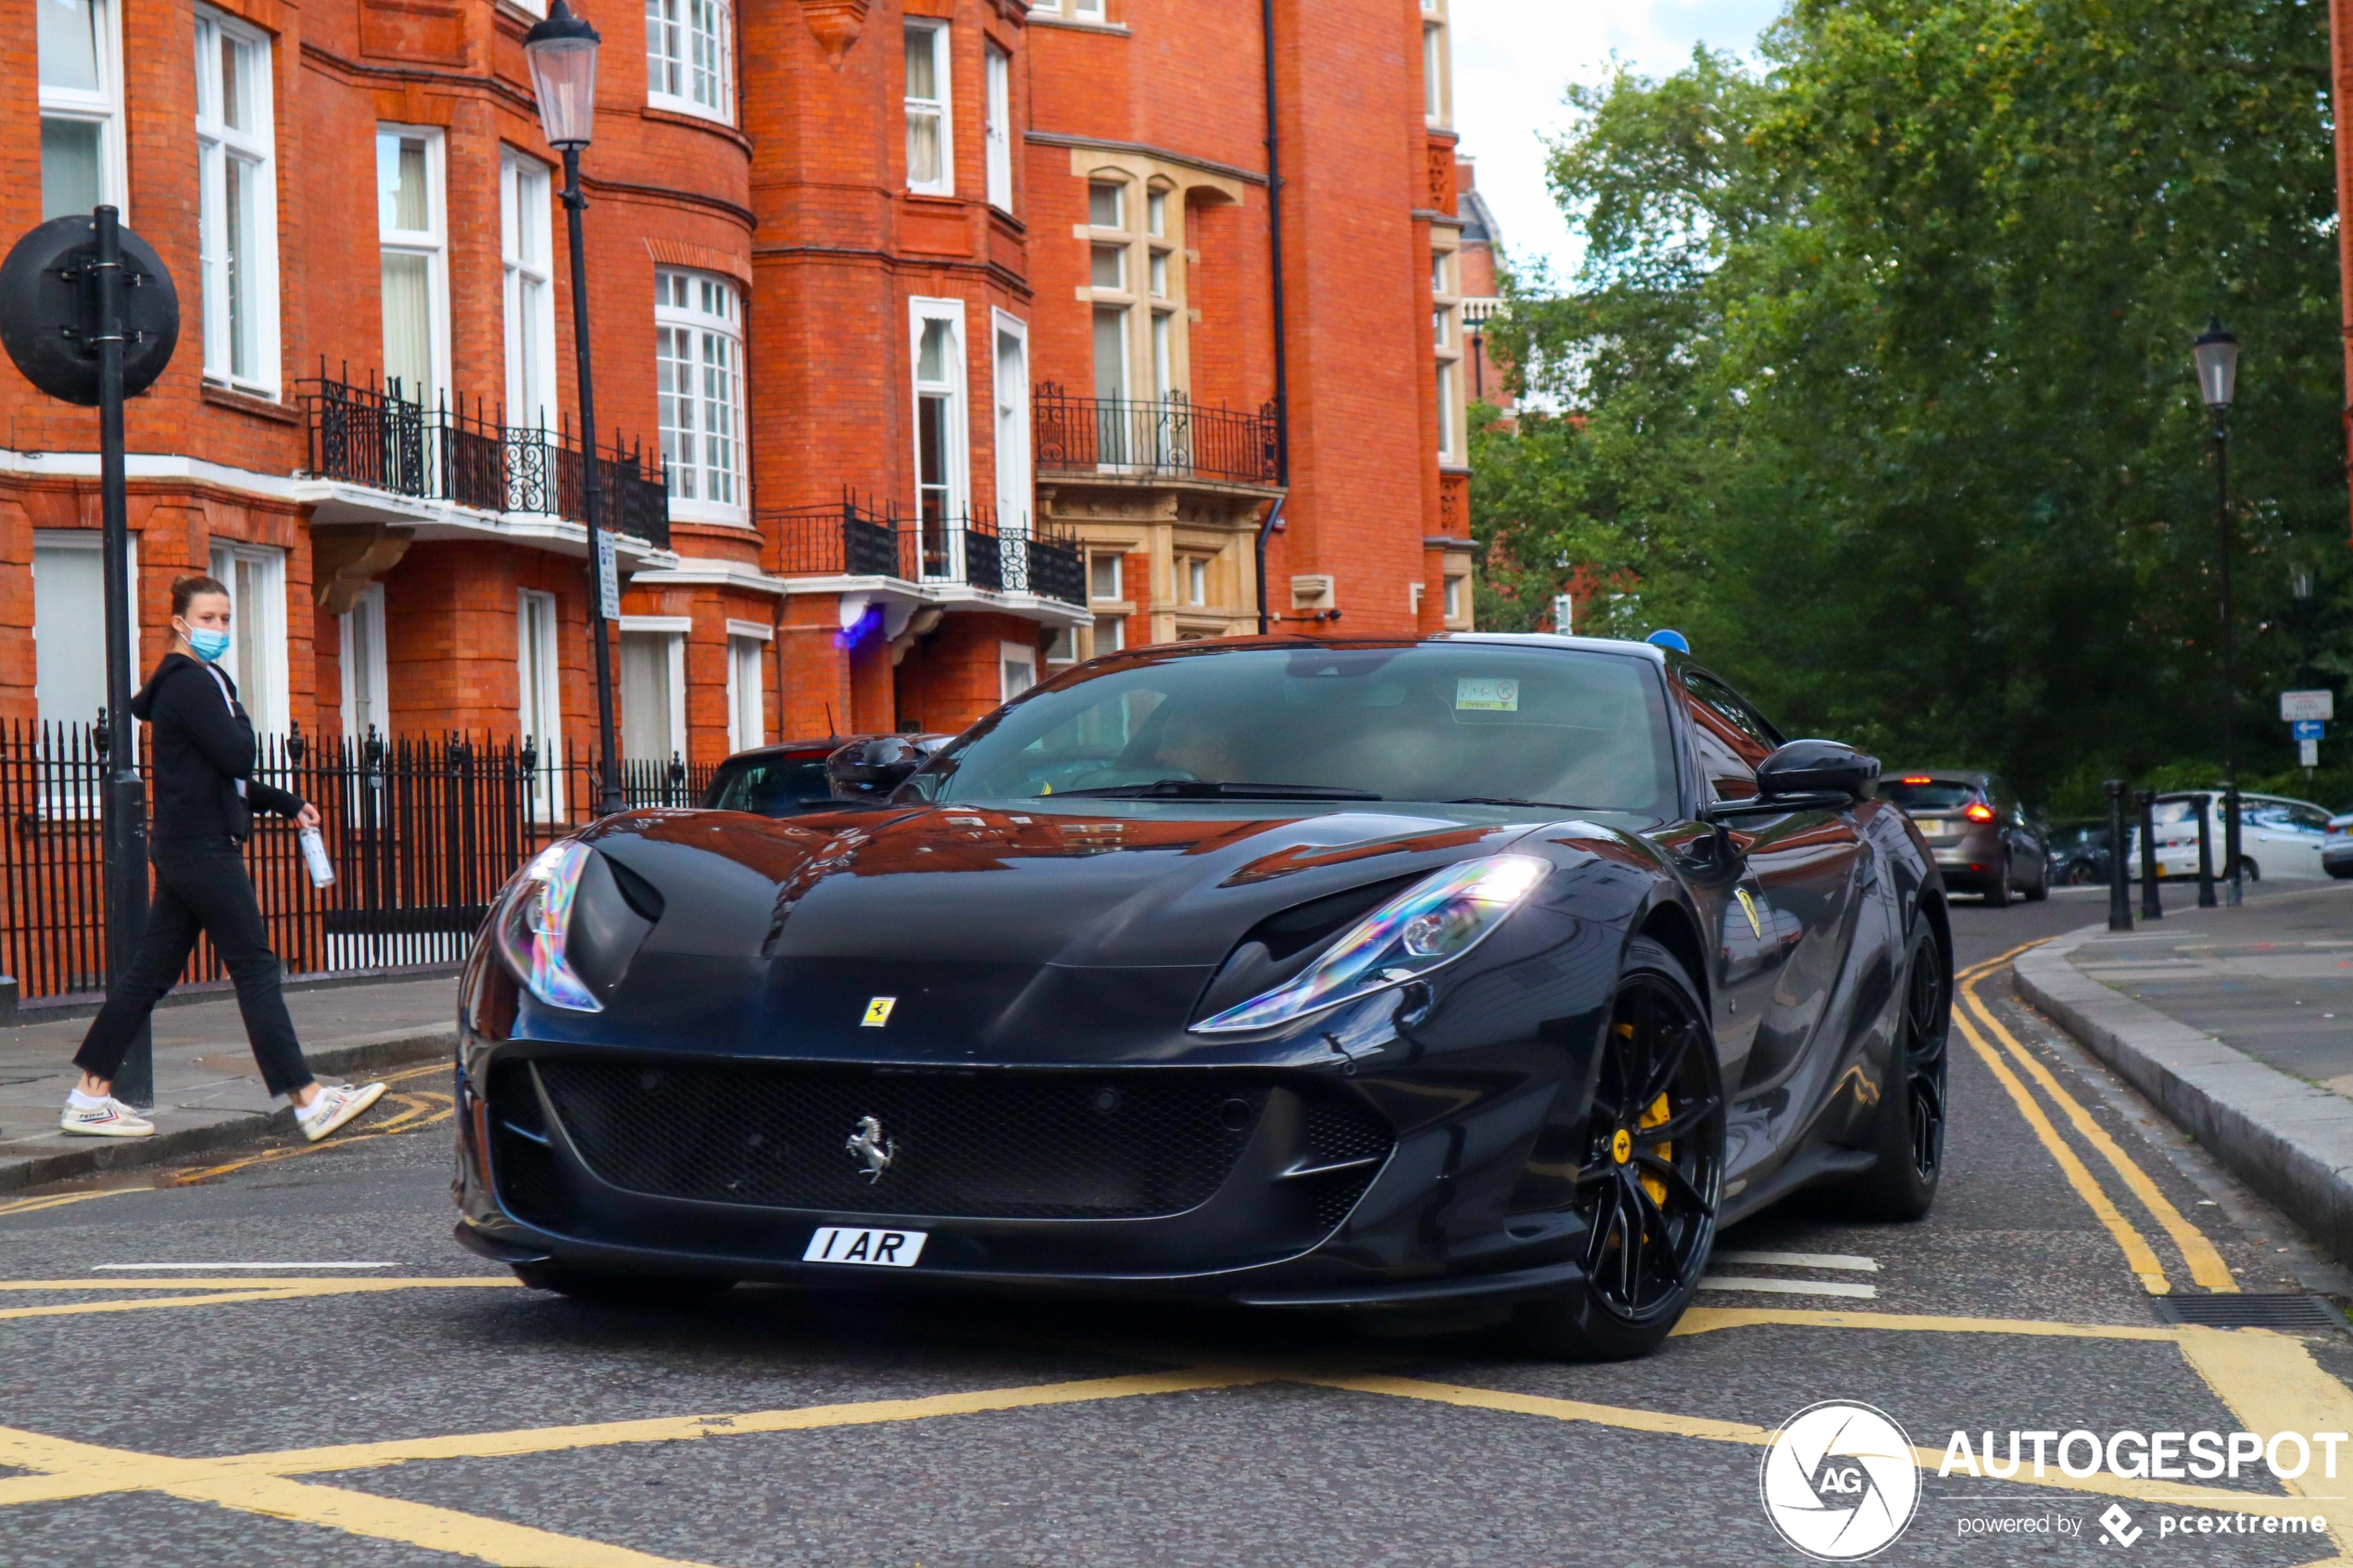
left=527, top=1060, right=1390, bottom=1221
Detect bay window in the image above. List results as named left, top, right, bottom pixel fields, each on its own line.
left=910, top=298, right=969, bottom=578
left=904, top=21, right=951, bottom=195
left=195, top=9, right=279, bottom=395
left=646, top=0, right=734, bottom=122
left=985, top=44, right=1013, bottom=212
left=376, top=127, right=447, bottom=405
left=655, top=269, right=748, bottom=523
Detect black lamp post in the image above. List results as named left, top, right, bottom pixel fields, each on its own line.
left=1461, top=302, right=1488, bottom=402
left=525, top=0, right=623, bottom=817
left=2192, top=316, right=2241, bottom=906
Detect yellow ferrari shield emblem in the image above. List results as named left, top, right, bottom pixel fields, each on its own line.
left=861, top=997, right=897, bottom=1028
left=1735, top=886, right=1763, bottom=940
left=1610, top=1127, right=1632, bottom=1164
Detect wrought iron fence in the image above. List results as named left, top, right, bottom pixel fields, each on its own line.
left=302, top=366, right=672, bottom=550
left=765, top=494, right=1086, bottom=606
left=1032, top=385, right=1281, bottom=486
left=0, top=720, right=715, bottom=1003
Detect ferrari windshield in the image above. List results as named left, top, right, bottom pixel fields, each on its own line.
left=919, top=643, right=1680, bottom=815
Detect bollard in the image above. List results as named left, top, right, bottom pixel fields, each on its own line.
left=2107, top=780, right=2133, bottom=932
left=2137, top=790, right=2162, bottom=920
left=2196, top=794, right=2218, bottom=909
left=2223, top=783, right=2243, bottom=907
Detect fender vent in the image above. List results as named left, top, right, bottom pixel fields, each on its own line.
left=2155, top=1294, right=2347, bottom=1334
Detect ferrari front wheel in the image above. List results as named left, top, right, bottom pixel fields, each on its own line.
left=1517, top=935, right=1725, bottom=1362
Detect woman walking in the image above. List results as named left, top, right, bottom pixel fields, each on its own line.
left=63, top=575, right=384, bottom=1142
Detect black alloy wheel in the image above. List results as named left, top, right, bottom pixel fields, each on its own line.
left=2064, top=861, right=2101, bottom=886
left=1834, top=921, right=1950, bottom=1221
left=1519, top=936, right=1724, bottom=1361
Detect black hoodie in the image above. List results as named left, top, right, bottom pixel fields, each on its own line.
left=131, top=654, right=305, bottom=843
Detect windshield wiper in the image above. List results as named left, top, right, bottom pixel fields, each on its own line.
left=1444, top=797, right=1586, bottom=810
left=1053, top=779, right=1384, bottom=801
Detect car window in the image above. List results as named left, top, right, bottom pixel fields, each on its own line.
left=1680, top=671, right=1772, bottom=804
left=2150, top=799, right=2198, bottom=826
left=1879, top=780, right=1978, bottom=811
left=705, top=756, right=839, bottom=816
left=924, top=644, right=1682, bottom=815
left=2284, top=803, right=2332, bottom=833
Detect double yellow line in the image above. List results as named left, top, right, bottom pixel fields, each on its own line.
left=1954, top=942, right=2236, bottom=1295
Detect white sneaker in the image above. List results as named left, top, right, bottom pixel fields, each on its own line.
left=60, top=1097, right=155, bottom=1138
left=296, top=1081, right=386, bottom=1143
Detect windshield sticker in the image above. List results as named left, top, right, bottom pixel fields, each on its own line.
left=1456, top=678, right=1520, bottom=712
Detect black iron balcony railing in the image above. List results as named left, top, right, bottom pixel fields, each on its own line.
left=302, top=366, right=671, bottom=550
left=767, top=494, right=1086, bottom=608
left=1033, top=384, right=1281, bottom=486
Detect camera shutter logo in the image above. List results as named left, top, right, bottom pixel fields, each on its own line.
left=1759, top=1400, right=1921, bottom=1560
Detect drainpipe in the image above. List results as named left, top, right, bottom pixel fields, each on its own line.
left=1256, top=0, right=1291, bottom=633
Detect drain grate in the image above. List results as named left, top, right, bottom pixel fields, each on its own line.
left=2156, top=1293, right=2348, bottom=1334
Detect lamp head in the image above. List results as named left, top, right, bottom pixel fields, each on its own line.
left=524, top=0, right=601, bottom=149
left=2192, top=315, right=2238, bottom=412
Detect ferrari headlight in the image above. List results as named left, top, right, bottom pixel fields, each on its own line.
left=493, top=841, right=604, bottom=1012
left=1192, top=855, right=1549, bottom=1034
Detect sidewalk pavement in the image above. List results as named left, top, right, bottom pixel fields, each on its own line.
left=0, top=974, right=459, bottom=1194
left=2014, top=882, right=2353, bottom=1264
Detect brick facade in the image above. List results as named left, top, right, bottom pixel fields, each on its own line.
left=0, top=0, right=1474, bottom=780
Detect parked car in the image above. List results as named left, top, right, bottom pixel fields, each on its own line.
left=699, top=734, right=949, bottom=817
left=2327, top=812, right=2353, bottom=880
left=1879, top=770, right=2048, bottom=905
left=2130, top=791, right=2335, bottom=882
left=2045, top=820, right=2113, bottom=885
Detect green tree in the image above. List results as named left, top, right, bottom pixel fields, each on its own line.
left=1480, top=0, right=2349, bottom=797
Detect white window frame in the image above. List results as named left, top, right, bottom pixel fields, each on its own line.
left=517, top=588, right=563, bottom=820
left=655, top=269, right=749, bottom=525
left=618, top=618, right=689, bottom=763
left=991, top=309, right=1031, bottom=536
left=1069, top=0, right=1103, bottom=19
left=38, top=0, right=127, bottom=221
left=208, top=540, right=289, bottom=736
left=31, top=529, right=138, bottom=734
left=1088, top=550, right=1121, bottom=603
left=1186, top=556, right=1207, bottom=607
left=725, top=620, right=771, bottom=755
left=195, top=7, right=280, bottom=396
left=645, top=0, right=735, bottom=124
left=909, top=296, right=971, bottom=566
left=903, top=19, right=952, bottom=196
left=1422, top=12, right=1450, bottom=128
left=338, top=582, right=389, bottom=744
left=375, top=125, right=449, bottom=407
left=501, top=149, right=559, bottom=431
left=1000, top=640, right=1037, bottom=703
left=984, top=43, right=1013, bottom=212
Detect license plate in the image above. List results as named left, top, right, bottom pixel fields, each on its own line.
left=1915, top=820, right=1945, bottom=835
left=802, top=1226, right=926, bottom=1268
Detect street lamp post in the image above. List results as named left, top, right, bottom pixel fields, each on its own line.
left=524, top=0, right=623, bottom=818
left=2192, top=317, right=2241, bottom=907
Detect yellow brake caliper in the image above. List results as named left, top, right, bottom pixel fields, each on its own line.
left=1637, top=1092, right=1672, bottom=1209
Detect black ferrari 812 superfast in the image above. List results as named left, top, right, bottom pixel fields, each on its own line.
left=453, top=635, right=1952, bottom=1359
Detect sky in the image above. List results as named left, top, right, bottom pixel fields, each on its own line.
left=1451, top=0, right=1784, bottom=285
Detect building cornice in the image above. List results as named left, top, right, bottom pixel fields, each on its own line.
left=1024, top=131, right=1268, bottom=189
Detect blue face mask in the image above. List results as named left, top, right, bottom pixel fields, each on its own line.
left=186, top=627, right=231, bottom=663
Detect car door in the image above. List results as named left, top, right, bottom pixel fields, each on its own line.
left=1680, top=669, right=1864, bottom=1100
left=2248, top=799, right=2330, bottom=878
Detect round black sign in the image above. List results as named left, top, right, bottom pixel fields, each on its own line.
left=0, top=214, right=179, bottom=408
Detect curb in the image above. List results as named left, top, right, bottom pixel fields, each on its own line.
left=0, top=1026, right=454, bottom=1196
left=2013, top=931, right=2353, bottom=1265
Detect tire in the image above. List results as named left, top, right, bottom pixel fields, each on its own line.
left=1829, top=921, right=1950, bottom=1222
left=1516, top=935, right=1725, bottom=1361
left=2063, top=861, right=2100, bottom=886
left=2235, top=858, right=2260, bottom=882
left=513, top=1265, right=737, bottom=1306
left=1984, top=860, right=2012, bottom=908
left=2023, top=860, right=2049, bottom=901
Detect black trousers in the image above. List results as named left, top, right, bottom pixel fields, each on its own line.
left=75, top=836, right=315, bottom=1098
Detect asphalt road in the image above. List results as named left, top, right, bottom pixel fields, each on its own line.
left=1, top=882, right=2348, bottom=1567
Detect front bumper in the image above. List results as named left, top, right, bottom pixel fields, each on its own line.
left=452, top=1038, right=1597, bottom=1311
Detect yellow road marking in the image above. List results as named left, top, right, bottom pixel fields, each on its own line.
left=0, top=1276, right=516, bottom=1320
left=0, top=1287, right=321, bottom=1322
left=1675, top=1306, right=2183, bottom=1341
left=1951, top=994, right=2173, bottom=1292
left=2177, top=1325, right=2353, bottom=1555
left=0, top=1424, right=717, bottom=1567
left=1302, top=1372, right=2337, bottom=1518
left=0, top=1276, right=515, bottom=1290
left=0, top=1187, right=149, bottom=1218
left=1962, top=980, right=2238, bottom=1291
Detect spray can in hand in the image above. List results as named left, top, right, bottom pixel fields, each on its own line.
left=297, top=824, right=335, bottom=888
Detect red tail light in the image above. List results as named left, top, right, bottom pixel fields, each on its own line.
left=1899, top=775, right=1934, bottom=784
left=1963, top=803, right=1996, bottom=823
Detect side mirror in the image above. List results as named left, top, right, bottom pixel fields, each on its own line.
left=827, top=734, right=932, bottom=799
left=1757, top=738, right=1879, bottom=803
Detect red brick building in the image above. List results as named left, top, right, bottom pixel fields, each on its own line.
left=0, top=0, right=1476, bottom=789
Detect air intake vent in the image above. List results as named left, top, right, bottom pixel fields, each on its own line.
left=2156, top=1294, right=2347, bottom=1334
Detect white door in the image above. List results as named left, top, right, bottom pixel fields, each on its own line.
left=517, top=589, right=562, bottom=819
left=339, top=583, right=388, bottom=743
left=993, top=314, right=1031, bottom=535
left=619, top=631, right=683, bottom=762
left=2246, top=798, right=2331, bottom=879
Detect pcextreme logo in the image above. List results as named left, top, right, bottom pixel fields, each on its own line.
left=1760, top=1400, right=1922, bottom=1560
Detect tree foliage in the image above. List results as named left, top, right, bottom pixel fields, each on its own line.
left=1475, top=0, right=2352, bottom=801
